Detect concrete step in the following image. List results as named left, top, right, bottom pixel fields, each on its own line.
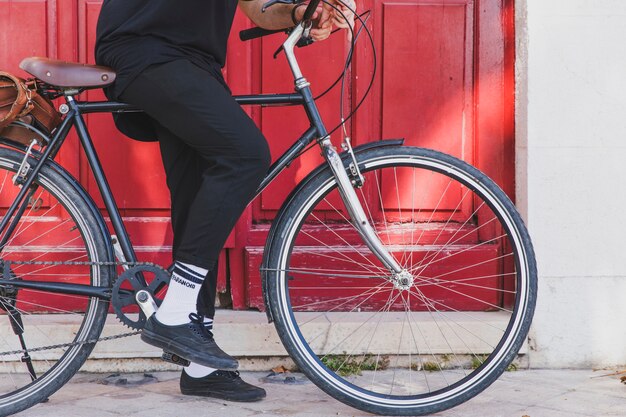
left=0, top=310, right=525, bottom=372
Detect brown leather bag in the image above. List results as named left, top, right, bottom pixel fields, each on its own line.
left=0, top=71, right=61, bottom=146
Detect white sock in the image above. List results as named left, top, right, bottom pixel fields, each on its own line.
left=155, top=261, right=208, bottom=326
left=184, top=317, right=217, bottom=378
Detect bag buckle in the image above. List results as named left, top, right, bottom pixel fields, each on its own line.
left=18, top=83, right=34, bottom=116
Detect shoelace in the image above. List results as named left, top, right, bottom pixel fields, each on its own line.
left=188, top=313, right=214, bottom=341
left=212, top=370, right=240, bottom=379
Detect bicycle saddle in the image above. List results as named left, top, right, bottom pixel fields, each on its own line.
left=19, top=57, right=116, bottom=89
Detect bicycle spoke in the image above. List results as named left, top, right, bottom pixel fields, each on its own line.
left=319, top=290, right=404, bottom=362
left=372, top=168, right=392, bottom=247
left=294, top=282, right=390, bottom=312
left=419, top=275, right=517, bottom=293
left=4, top=193, right=58, bottom=248
left=300, top=284, right=394, bottom=347
left=411, top=218, right=504, bottom=270
left=0, top=149, right=111, bottom=410
left=267, top=267, right=386, bottom=280
left=409, top=285, right=497, bottom=371
left=333, top=293, right=399, bottom=390
left=309, top=210, right=387, bottom=274
left=4, top=218, right=74, bottom=257
left=402, top=289, right=433, bottom=391
left=415, top=251, right=514, bottom=285
left=405, top=286, right=507, bottom=336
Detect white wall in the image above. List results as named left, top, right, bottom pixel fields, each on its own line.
left=518, top=0, right=626, bottom=367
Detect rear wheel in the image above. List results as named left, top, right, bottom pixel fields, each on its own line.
left=265, top=146, right=536, bottom=415
left=0, top=147, right=111, bottom=415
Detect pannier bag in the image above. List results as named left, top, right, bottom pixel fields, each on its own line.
left=0, top=71, right=61, bottom=146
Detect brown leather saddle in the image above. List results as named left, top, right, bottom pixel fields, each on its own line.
left=19, top=57, right=116, bottom=89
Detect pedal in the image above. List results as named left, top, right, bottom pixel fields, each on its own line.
left=161, top=351, right=190, bottom=367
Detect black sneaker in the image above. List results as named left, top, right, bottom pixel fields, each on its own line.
left=180, top=369, right=266, bottom=402
left=141, top=313, right=238, bottom=370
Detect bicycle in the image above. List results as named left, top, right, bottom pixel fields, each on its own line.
left=0, top=1, right=536, bottom=415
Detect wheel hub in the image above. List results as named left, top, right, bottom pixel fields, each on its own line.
left=0, top=260, right=20, bottom=302
left=391, top=270, right=414, bottom=290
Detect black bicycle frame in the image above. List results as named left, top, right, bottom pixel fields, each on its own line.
left=0, top=88, right=328, bottom=300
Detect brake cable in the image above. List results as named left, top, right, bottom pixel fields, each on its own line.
left=313, top=9, right=371, bottom=101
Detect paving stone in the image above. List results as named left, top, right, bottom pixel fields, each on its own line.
left=11, top=370, right=626, bottom=417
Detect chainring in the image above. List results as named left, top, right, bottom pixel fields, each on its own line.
left=112, top=265, right=170, bottom=330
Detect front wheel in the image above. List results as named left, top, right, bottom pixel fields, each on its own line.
left=265, top=146, right=536, bottom=416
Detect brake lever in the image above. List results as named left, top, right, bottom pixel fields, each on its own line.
left=262, top=0, right=297, bottom=13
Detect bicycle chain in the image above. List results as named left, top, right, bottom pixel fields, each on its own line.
left=0, top=331, right=141, bottom=357
left=0, top=259, right=168, bottom=357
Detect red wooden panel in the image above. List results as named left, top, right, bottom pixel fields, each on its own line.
left=0, top=0, right=54, bottom=75
left=246, top=221, right=488, bottom=310
left=246, top=242, right=499, bottom=312
left=256, top=30, right=351, bottom=216
left=78, top=0, right=237, bottom=251
left=12, top=255, right=94, bottom=312
left=225, top=11, right=254, bottom=97
left=236, top=0, right=515, bottom=313
left=475, top=0, right=515, bottom=244
left=1, top=0, right=515, bottom=313
left=381, top=1, right=472, bottom=157
left=381, top=1, right=473, bottom=214
left=78, top=0, right=170, bottom=213
left=1, top=1, right=237, bottom=313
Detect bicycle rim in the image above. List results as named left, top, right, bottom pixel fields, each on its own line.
left=0, top=148, right=110, bottom=413
left=267, top=146, right=536, bottom=415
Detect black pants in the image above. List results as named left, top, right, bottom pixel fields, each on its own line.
left=120, top=59, right=271, bottom=317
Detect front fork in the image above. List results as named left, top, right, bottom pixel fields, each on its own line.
left=283, top=25, right=404, bottom=275
left=320, top=139, right=403, bottom=274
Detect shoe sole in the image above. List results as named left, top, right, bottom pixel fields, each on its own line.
left=180, top=387, right=266, bottom=402
left=141, top=330, right=238, bottom=371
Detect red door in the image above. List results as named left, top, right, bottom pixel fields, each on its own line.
left=231, top=0, right=515, bottom=310
left=0, top=0, right=514, bottom=310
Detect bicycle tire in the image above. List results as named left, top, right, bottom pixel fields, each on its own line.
left=0, top=146, right=112, bottom=416
left=264, top=146, right=537, bottom=416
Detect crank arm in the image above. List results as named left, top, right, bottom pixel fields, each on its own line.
left=136, top=290, right=158, bottom=317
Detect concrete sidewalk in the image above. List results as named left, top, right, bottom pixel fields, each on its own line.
left=13, top=369, right=626, bottom=417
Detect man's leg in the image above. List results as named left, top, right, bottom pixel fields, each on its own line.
left=120, top=58, right=269, bottom=388
left=122, top=60, right=270, bottom=270
left=150, top=123, right=217, bottom=326
left=150, top=122, right=265, bottom=400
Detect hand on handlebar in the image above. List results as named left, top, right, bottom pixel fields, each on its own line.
left=293, top=2, right=332, bottom=41
left=300, top=0, right=356, bottom=42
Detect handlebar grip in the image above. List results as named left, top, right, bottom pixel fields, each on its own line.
left=239, top=27, right=284, bottom=42
left=301, top=0, right=322, bottom=21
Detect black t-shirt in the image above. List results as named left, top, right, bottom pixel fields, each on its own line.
left=94, top=0, right=238, bottom=140
left=96, top=0, right=238, bottom=98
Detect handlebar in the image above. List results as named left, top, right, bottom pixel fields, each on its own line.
left=301, top=0, right=322, bottom=21
left=239, top=27, right=285, bottom=42
left=239, top=0, right=323, bottom=42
